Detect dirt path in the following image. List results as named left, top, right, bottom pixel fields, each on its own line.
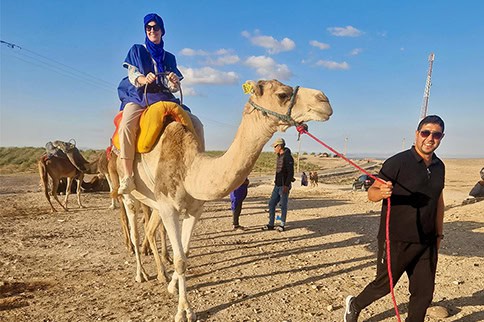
left=1, top=159, right=483, bottom=321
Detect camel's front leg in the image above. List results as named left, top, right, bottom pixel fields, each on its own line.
left=75, top=174, right=85, bottom=209
left=157, top=204, right=196, bottom=322
left=123, top=195, right=149, bottom=283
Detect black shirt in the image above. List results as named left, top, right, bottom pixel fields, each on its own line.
left=377, top=146, right=445, bottom=243
left=274, top=148, right=294, bottom=187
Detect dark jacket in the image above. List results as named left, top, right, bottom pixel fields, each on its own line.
left=275, top=148, right=294, bottom=187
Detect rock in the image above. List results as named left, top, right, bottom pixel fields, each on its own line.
left=427, top=305, right=449, bottom=318
left=326, top=304, right=334, bottom=311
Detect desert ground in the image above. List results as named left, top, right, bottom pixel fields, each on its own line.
left=0, top=157, right=483, bottom=322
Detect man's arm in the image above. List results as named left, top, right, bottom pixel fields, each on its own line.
left=368, top=179, right=393, bottom=202
left=436, top=191, right=445, bottom=249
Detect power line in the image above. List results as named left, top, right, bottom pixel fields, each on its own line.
left=1, top=40, right=117, bottom=93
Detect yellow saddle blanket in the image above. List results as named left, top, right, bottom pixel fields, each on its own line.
left=112, top=101, right=195, bottom=153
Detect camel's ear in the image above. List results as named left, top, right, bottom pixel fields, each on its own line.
left=242, top=80, right=262, bottom=97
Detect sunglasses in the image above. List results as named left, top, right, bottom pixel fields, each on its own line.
left=145, top=24, right=161, bottom=32
left=419, top=130, right=443, bottom=140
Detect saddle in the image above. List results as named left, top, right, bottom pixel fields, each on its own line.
left=44, top=140, right=88, bottom=172
left=111, top=101, right=196, bottom=153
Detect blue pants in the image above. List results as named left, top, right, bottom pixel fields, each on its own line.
left=268, top=185, right=290, bottom=227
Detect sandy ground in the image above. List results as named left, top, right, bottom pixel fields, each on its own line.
left=0, top=157, right=483, bottom=322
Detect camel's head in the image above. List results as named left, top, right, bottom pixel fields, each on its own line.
left=244, top=80, right=333, bottom=131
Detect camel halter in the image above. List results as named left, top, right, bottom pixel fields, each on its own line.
left=248, top=86, right=300, bottom=126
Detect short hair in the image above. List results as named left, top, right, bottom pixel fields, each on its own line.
left=417, top=115, right=445, bottom=132
left=480, top=167, right=484, bottom=180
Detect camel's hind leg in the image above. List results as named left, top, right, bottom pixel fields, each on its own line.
left=119, top=201, right=133, bottom=253
left=122, top=195, right=148, bottom=283
left=51, top=179, right=68, bottom=211
left=39, top=160, right=57, bottom=212
left=145, top=209, right=169, bottom=283
left=158, top=202, right=199, bottom=322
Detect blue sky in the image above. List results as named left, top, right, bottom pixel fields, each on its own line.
left=1, top=1, right=483, bottom=158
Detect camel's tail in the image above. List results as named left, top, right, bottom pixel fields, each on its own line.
left=38, top=157, right=49, bottom=198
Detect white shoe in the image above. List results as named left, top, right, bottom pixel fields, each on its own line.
left=118, top=176, right=136, bottom=194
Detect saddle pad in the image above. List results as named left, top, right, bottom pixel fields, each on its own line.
left=112, top=101, right=196, bottom=153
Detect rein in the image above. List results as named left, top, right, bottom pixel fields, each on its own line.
left=248, top=86, right=300, bottom=126
left=143, top=72, right=183, bottom=107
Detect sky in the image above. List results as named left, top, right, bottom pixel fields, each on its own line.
left=1, top=1, right=483, bottom=158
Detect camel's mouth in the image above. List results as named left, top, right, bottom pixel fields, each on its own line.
left=295, top=101, right=333, bottom=123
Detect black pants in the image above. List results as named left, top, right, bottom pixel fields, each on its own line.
left=232, top=201, right=243, bottom=226
left=354, top=239, right=438, bottom=322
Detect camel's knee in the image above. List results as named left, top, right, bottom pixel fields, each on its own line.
left=173, top=257, right=187, bottom=275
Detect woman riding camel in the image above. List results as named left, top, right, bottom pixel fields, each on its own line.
left=117, top=13, right=186, bottom=194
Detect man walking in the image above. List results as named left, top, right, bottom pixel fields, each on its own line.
left=345, top=115, right=446, bottom=322
left=262, top=138, right=294, bottom=232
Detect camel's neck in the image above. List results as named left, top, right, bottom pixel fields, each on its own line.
left=185, top=105, right=275, bottom=200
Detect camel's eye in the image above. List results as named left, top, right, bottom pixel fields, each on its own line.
left=277, top=92, right=289, bottom=101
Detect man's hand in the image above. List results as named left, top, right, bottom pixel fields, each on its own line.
left=368, top=179, right=393, bottom=202
left=282, top=186, right=290, bottom=194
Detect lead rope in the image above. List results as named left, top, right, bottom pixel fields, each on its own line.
left=296, top=125, right=402, bottom=322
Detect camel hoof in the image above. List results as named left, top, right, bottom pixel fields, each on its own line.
left=175, top=309, right=196, bottom=322
left=157, top=272, right=169, bottom=284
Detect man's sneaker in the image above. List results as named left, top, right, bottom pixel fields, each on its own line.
left=118, top=176, right=136, bottom=194
left=261, top=225, right=274, bottom=231
left=233, top=225, right=246, bottom=231
left=276, top=225, right=285, bottom=232
left=344, top=295, right=360, bottom=322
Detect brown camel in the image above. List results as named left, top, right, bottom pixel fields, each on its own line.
left=38, top=150, right=100, bottom=212
left=116, top=79, right=333, bottom=321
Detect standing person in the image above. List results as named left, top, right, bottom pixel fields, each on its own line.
left=117, top=13, right=185, bottom=194
left=262, top=138, right=294, bottom=232
left=230, top=178, right=250, bottom=230
left=301, top=171, right=308, bottom=186
left=344, top=115, right=446, bottom=322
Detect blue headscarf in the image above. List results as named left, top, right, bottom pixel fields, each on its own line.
left=144, top=13, right=165, bottom=72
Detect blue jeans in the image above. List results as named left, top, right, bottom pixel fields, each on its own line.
left=268, top=185, right=290, bottom=227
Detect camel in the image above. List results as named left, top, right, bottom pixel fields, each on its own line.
left=116, top=79, right=332, bottom=321
left=106, top=149, right=171, bottom=269
left=38, top=149, right=100, bottom=212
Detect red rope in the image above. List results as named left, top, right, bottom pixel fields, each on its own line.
left=296, top=125, right=401, bottom=321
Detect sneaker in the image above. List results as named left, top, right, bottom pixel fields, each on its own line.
left=344, top=295, right=360, bottom=322
left=276, top=226, right=285, bottom=232
left=233, top=225, right=246, bottom=231
left=118, top=176, right=136, bottom=194
left=261, top=225, right=274, bottom=231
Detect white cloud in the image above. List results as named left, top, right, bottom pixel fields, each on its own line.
left=349, top=48, right=363, bottom=56
left=205, top=55, right=240, bottom=66
left=245, top=56, right=293, bottom=80
left=327, top=26, right=363, bottom=37
left=242, top=30, right=295, bottom=54
left=179, top=66, right=239, bottom=85
left=316, top=60, right=350, bottom=70
left=309, top=40, right=330, bottom=50
left=180, top=48, right=209, bottom=56
left=180, top=86, right=199, bottom=96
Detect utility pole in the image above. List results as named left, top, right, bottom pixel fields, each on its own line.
left=419, top=53, right=435, bottom=120
left=296, top=137, right=302, bottom=173
left=344, top=137, right=348, bottom=157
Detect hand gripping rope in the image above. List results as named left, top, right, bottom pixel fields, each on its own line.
left=296, top=124, right=402, bottom=322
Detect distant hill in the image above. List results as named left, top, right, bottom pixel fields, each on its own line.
left=0, top=147, right=320, bottom=175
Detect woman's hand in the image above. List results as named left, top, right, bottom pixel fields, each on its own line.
left=167, top=72, right=180, bottom=86
left=167, top=72, right=180, bottom=92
